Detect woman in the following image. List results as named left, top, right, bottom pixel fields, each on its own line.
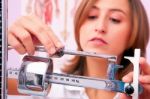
left=8, top=0, right=150, bottom=98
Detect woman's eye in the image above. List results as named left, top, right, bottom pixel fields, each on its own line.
left=88, top=15, right=97, bottom=20
left=110, top=18, right=121, bottom=23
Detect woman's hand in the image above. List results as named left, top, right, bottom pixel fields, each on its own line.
left=120, top=57, right=150, bottom=99
left=8, top=14, right=64, bottom=55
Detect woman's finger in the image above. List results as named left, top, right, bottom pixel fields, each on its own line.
left=122, top=72, right=133, bottom=82
left=9, top=24, right=35, bottom=55
left=29, top=15, right=64, bottom=49
left=17, top=16, right=56, bottom=55
left=139, top=75, right=150, bottom=84
left=140, top=57, right=150, bottom=75
left=141, top=83, right=150, bottom=90
left=119, top=93, right=132, bottom=99
left=8, top=33, right=26, bottom=54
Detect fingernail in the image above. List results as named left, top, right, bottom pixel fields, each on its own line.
left=122, top=76, right=130, bottom=82
left=57, top=42, right=64, bottom=48
left=139, top=76, right=145, bottom=82
left=122, top=76, right=127, bottom=81
left=28, top=52, right=34, bottom=56
left=29, top=50, right=35, bottom=55
left=117, top=93, right=121, bottom=98
left=50, top=47, right=56, bottom=55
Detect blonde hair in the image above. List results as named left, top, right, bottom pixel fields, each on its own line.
left=62, top=0, right=149, bottom=77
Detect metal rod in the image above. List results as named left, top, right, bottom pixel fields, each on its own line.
left=8, top=46, right=117, bottom=62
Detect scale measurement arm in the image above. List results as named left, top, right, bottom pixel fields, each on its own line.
left=8, top=69, right=137, bottom=95
left=47, top=73, right=125, bottom=93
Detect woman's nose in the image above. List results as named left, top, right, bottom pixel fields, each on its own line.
left=94, top=19, right=107, bottom=34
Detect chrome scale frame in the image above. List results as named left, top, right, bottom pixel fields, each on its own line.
left=8, top=46, right=142, bottom=99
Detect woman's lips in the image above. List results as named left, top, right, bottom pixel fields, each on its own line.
left=89, top=37, right=108, bottom=46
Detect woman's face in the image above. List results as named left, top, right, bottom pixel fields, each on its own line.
left=79, top=0, right=132, bottom=56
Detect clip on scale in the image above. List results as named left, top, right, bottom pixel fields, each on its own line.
left=8, top=46, right=142, bottom=99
